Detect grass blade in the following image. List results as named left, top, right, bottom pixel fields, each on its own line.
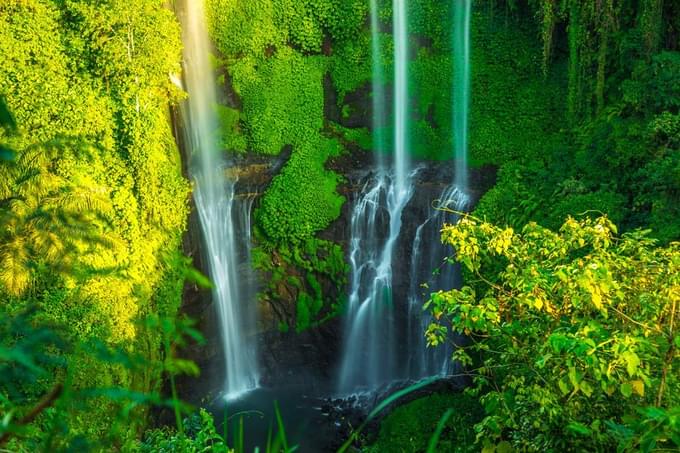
left=426, top=408, right=454, bottom=453
left=339, top=376, right=438, bottom=453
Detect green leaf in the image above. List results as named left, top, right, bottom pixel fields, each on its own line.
left=164, top=358, right=200, bottom=377
left=580, top=380, right=593, bottom=397
left=622, top=351, right=640, bottom=377
left=426, top=408, right=454, bottom=453
left=549, top=334, right=570, bottom=353
left=0, top=346, right=44, bottom=375
left=567, top=422, right=592, bottom=436
left=640, top=435, right=656, bottom=453
left=558, top=379, right=570, bottom=396
left=556, top=269, right=568, bottom=282
left=185, top=267, right=213, bottom=289
left=568, top=367, right=582, bottom=387
left=620, top=383, right=633, bottom=398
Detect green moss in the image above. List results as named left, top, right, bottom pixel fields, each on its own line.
left=468, top=12, right=567, bottom=166
left=257, top=137, right=344, bottom=244
left=216, top=104, right=247, bottom=152
left=208, top=0, right=367, bottom=57
left=328, top=32, right=372, bottom=100
left=207, top=0, right=283, bottom=57
left=367, top=392, right=484, bottom=453
left=231, top=49, right=327, bottom=155
left=334, top=124, right=372, bottom=150
left=253, top=237, right=348, bottom=333
left=295, top=292, right=323, bottom=333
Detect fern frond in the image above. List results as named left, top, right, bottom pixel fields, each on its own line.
left=0, top=240, right=31, bottom=296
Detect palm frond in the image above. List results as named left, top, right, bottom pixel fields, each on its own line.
left=0, top=240, right=31, bottom=296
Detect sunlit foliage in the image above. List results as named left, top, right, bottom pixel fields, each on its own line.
left=428, top=215, right=680, bottom=451
left=0, top=0, right=189, bottom=444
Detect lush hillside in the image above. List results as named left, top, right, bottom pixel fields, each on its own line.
left=0, top=0, right=678, bottom=451
left=0, top=0, right=188, bottom=448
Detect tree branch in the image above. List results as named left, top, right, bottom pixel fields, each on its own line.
left=0, top=383, right=63, bottom=447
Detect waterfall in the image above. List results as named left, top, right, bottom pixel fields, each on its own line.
left=179, top=0, right=258, bottom=399
left=370, top=0, right=386, bottom=164
left=338, top=0, right=413, bottom=394
left=393, top=0, right=410, bottom=196
left=407, top=187, right=468, bottom=379
left=405, top=0, right=473, bottom=379
left=453, top=0, right=472, bottom=192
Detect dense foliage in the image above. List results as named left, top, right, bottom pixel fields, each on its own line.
left=427, top=215, right=680, bottom=451
left=206, top=0, right=368, bottom=327
left=1, top=0, right=678, bottom=450
left=0, top=0, right=188, bottom=446
left=367, top=392, right=484, bottom=453
left=476, top=0, right=680, bottom=244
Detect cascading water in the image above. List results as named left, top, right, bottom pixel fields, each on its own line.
left=453, top=0, right=472, bottom=193
left=405, top=0, right=473, bottom=379
left=179, top=0, right=258, bottom=399
left=406, top=187, right=469, bottom=379
left=370, top=0, right=387, bottom=163
left=337, top=0, right=414, bottom=394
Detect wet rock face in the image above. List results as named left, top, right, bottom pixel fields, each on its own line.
left=176, top=147, right=496, bottom=405
left=175, top=59, right=497, bottom=397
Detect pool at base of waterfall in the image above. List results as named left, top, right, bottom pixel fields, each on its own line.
left=208, top=376, right=466, bottom=452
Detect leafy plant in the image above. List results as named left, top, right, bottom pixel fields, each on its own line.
left=427, top=214, right=680, bottom=451
left=367, top=392, right=483, bottom=453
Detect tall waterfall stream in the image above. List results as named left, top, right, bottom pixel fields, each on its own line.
left=337, top=0, right=472, bottom=394
left=179, top=0, right=259, bottom=400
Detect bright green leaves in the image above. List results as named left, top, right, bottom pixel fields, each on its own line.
left=620, top=382, right=634, bottom=398
left=257, top=137, right=344, bottom=244
left=567, top=421, right=592, bottom=436
left=232, top=49, right=326, bottom=155
left=427, top=288, right=501, bottom=341
left=208, top=0, right=366, bottom=57
left=0, top=1, right=189, bottom=446
left=548, top=333, right=571, bottom=354
left=427, top=214, right=680, bottom=450
left=211, top=17, right=348, bottom=252
left=488, top=227, right=514, bottom=255
left=620, top=350, right=641, bottom=378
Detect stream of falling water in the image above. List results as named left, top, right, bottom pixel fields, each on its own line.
left=406, top=0, right=473, bottom=378
left=179, top=0, right=258, bottom=400
left=340, top=0, right=473, bottom=393
left=453, top=0, right=472, bottom=193
left=338, top=0, right=413, bottom=394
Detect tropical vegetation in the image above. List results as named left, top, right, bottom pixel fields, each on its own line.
left=0, top=0, right=678, bottom=451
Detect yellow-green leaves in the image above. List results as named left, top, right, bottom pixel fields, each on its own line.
left=489, top=227, right=514, bottom=255
left=620, top=350, right=641, bottom=378
left=428, top=214, right=680, bottom=450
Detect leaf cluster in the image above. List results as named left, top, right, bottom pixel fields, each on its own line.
left=427, top=215, right=680, bottom=451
